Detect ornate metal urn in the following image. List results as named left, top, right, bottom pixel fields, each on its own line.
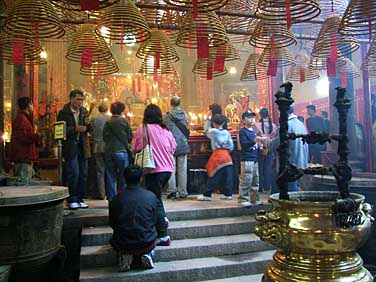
left=256, top=83, right=374, bottom=282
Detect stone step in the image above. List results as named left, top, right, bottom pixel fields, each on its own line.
left=81, top=234, right=274, bottom=268
left=202, top=274, right=264, bottom=282
left=82, top=216, right=257, bottom=246
left=80, top=251, right=274, bottom=282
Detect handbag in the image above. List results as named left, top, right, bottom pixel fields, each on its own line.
left=134, top=125, right=155, bottom=170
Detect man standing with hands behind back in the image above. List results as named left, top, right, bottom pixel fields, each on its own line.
left=57, top=89, right=91, bottom=209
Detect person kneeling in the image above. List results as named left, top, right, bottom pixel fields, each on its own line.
left=109, top=165, right=158, bottom=272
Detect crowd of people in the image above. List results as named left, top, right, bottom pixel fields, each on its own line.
left=9, top=89, right=331, bottom=272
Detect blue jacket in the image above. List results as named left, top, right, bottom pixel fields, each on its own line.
left=164, top=108, right=190, bottom=156
left=239, top=127, right=258, bottom=161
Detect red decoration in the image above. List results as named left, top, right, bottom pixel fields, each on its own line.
left=97, top=64, right=101, bottom=80
left=206, top=65, right=213, bottom=80
left=193, top=0, right=198, bottom=19
left=196, top=31, right=209, bottom=59
left=286, top=0, right=292, bottom=30
left=267, top=59, right=278, bottom=76
left=132, top=78, right=136, bottom=96
left=299, top=67, right=305, bottom=83
left=137, top=76, right=142, bottom=92
left=214, top=54, right=225, bottom=72
left=81, top=47, right=94, bottom=67
left=120, top=26, right=124, bottom=51
left=80, top=0, right=100, bottom=11
left=154, top=72, right=159, bottom=81
left=12, top=38, right=24, bottom=65
left=154, top=52, right=160, bottom=70
left=326, top=57, right=336, bottom=77
left=330, top=32, right=338, bottom=63
left=341, top=71, right=347, bottom=87
left=34, top=22, right=39, bottom=48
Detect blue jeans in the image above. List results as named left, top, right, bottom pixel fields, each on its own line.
left=65, top=149, right=87, bottom=203
left=204, top=165, right=233, bottom=197
left=106, top=151, right=129, bottom=201
left=258, top=152, right=273, bottom=192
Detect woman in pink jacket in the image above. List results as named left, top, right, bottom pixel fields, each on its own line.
left=132, top=104, right=176, bottom=246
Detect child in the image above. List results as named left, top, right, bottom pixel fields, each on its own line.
left=238, top=111, right=266, bottom=207
left=197, top=114, right=234, bottom=201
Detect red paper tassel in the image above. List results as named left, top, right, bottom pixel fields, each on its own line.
left=341, top=71, right=347, bottom=87
left=137, top=76, right=142, bottom=92
left=299, top=67, right=305, bottom=83
left=326, top=57, right=336, bottom=77
left=193, top=0, right=198, bottom=19
left=330, top=32, right=338, bottom=63
left=267, top=59, right=278, bottom=76
left=34, top=22, right=39, bottom=48
left=81, top=48, right=94, bottom=67
left=154, top=52, right=160, bottom=70
left=80, top=0, right=99, bottom=11
left=206, top=65, right=213, bottom=80
left=196, top=31, right=209, bottom=59
left=214, top=54, right=225, bottom=72
left=12, top=38, right=24, bottom=65
left=286, top=0, right=292, bottom=30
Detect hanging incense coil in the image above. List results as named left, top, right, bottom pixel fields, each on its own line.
left=249, top=20, right=297, bottom=48
left=212, top=42, right=241, bottom=61
left=96, top=0, right=151, bottom=44
left=337, top=57, right=360, bottom=79
left=50, top=0, right=119, bottom=11
left=138, top=57, right=177, bottom=75
left=163, top=0, right=229, bottom=12
left=240, top=53, right=268, bottom=81
left=176, top=11, right=229, bottom=49
left=318, top=0, right=348, bottom=18
left=136, top=29, right=179, bottom=62
left=3, top=0, right=65, bottom=39
left=66, top=24, right=114, bottom=63
left=311, top=16, right=359, bottom=59
left=361, top=36, right=376, bottom=73
left=256, top=0, right=321, bottom=24
left=286, top=65, right=320, bottom=81
left=80, top=59, right=119, bottom=76
left=339, top=0, right=376, bottom=36
left=192, top=57, right=228, bottom=77
left=257, top=45, right=295, bottom=67
left=309, top=54, right=346, bottom=70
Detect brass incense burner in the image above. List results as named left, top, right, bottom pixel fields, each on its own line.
left=256, top=82, right=374, bottom=282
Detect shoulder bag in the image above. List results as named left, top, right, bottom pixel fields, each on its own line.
left=134, top=125, right=155, bottom=170
left=167, top=112, right=190, bottom=139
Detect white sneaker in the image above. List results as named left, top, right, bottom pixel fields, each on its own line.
left=68, top=202, right=80, bottom=210
left=220, top=196, right=233, bottom=201
left=197, top=195, right=212, bottom=201
left=141, top=252, right=155, bottom=269
left=164, top=217, right=170, bottom=228
left=79, top=202, right=89, bottom=209
left=241, top=201, right=252, bottom=207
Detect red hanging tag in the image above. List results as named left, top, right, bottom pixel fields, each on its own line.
left=34, top=22, right=39, bottom=48
left=270, top=33, right=275, bottom=59
left=299, top=67, right=305, bottom=83
left=81, top=48, right=94, bottom=67
left=132, top=78, right=136, bottom=96
left=193, top=0, right=198, bottom=19
left=12, top=38, right=24, bottom=65
left=154, top=52, right=160, bottom=70
left=196, top=30, right=209, bottom=59
left=341, top=71, right=347, bottom=87
left=286, top=0, right=292, bottom=30
left=206, top=65, right=213, bottom=80
left=326, top=57, right=336, bottom=77
left=80, top=0, right=99, bottom=11
left=154, top=72, right=159, bottom=82
left=137, top=76, right=142, bottom=92
left=120, top=26, right=124, bottom=51
left=267, top=59, right=278, bottom=76
left=214, top=54, right=225, bottom=72
left=369, top=16, right=373, bottom=43
left=330, top=32, right=338, bottom=63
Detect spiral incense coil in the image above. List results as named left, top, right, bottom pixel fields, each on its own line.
left=286, top=65, right=320, bottom=81
left=163, top=0, right=229, bottom=12
left=309, top=54, right=346, bottom=70
left=66, top=24, right=114, bottom=62
left=240, top=53, right=268, bottom=81
left=256, top=0, right=321, bottom=24
left=192, top=57, right=228, bottom=77
left=311, top=16, right=359, bottom=59
left=176, top=11, right=229, bottom=49
left=3, top=0, right=65, bottom=39
left=339, top=0, right=376, bottom=36
left=257, top=45, right=295, bottom=67
left=80, top=59, right=119, bottom=76
left=50, top=0, right=119, bottom=11
left=136, top=29, right=179, bottom=62
left=337, top=57, right=360, bottom=79
left=318, top=0, right=348, bottom=18
left=249, top=20, right=297, bottom=48
left=212, top=42, right=240, bottom=61
left=96, top=0, right=151, bottom=44
left=138, top=57, right=177, bottom=75
left=361, top=37, right=376, bottom=72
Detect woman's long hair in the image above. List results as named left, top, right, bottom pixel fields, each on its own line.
left=259, top=108, right=272, bottom=134
left=143, top=104, right=168, bottom=129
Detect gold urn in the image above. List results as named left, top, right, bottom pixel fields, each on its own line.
left=256, top=191, right=374, bottom=282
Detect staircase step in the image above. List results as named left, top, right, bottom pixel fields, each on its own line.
left=202, top=274, right=264, bottom=282
left=80, top=251, right=274, bottom=282
left=81, top=234, right=274, bottom=268
left=82, top=216, right=257, bottom=246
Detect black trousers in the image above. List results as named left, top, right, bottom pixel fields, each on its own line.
left=145, top=172, right=171, bottom=237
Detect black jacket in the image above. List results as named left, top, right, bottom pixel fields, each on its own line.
left=109, top=185, right=158, bottom=252
left=103, top=115, right=133, bottom=153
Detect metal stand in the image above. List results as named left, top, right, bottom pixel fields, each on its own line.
left=57, top=140, right=63, bottom=186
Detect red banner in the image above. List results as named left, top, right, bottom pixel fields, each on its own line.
left=299, top=67, right=305, bottom=83
left=81, top=48, right=94, bottom=67
left=326, top=57, right=336, bottom=77
left=286, top=0, right=292, bottom=30
left=267, top=59, right=278, bottom=76
left=154, top=52, right=160, bottom=70
left=12, top=39, right=24, bottom=65
left=330, top=32, right=338, bottom=63
left=341, top=71, right=347, bottom=87
left=137, top=76, right=142, bottom=92
left=193, top=0, right=198, bottom=19
left=214, top=54, right=225, bottom=72
left=206, top=65, right=213, bottom=80
left=80, top=0, right=99, bottom=11
left=196, top=31, right=209, bottom=59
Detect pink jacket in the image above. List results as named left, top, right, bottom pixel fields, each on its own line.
left=131, top=124, right=176, bottom=174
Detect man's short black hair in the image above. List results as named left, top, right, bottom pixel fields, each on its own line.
left=321, top=111, right=328, bottom=118
left=17, top=96, right=31, bottom=110
left=288, top=105, right=295, bottom=114
left=242, top=111, right=256, bottom=120
left=212, top=114, right=226, bottom=126
left=69, top=89, right=84, bottom=99
left=306, top=104, right=316, bottom=112
left=209, top=103, right=222, bottom=115
left=124, top=165, right=143, bottom=185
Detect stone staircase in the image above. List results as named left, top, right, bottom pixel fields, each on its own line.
left=69, top=195, right=274, bottom=282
